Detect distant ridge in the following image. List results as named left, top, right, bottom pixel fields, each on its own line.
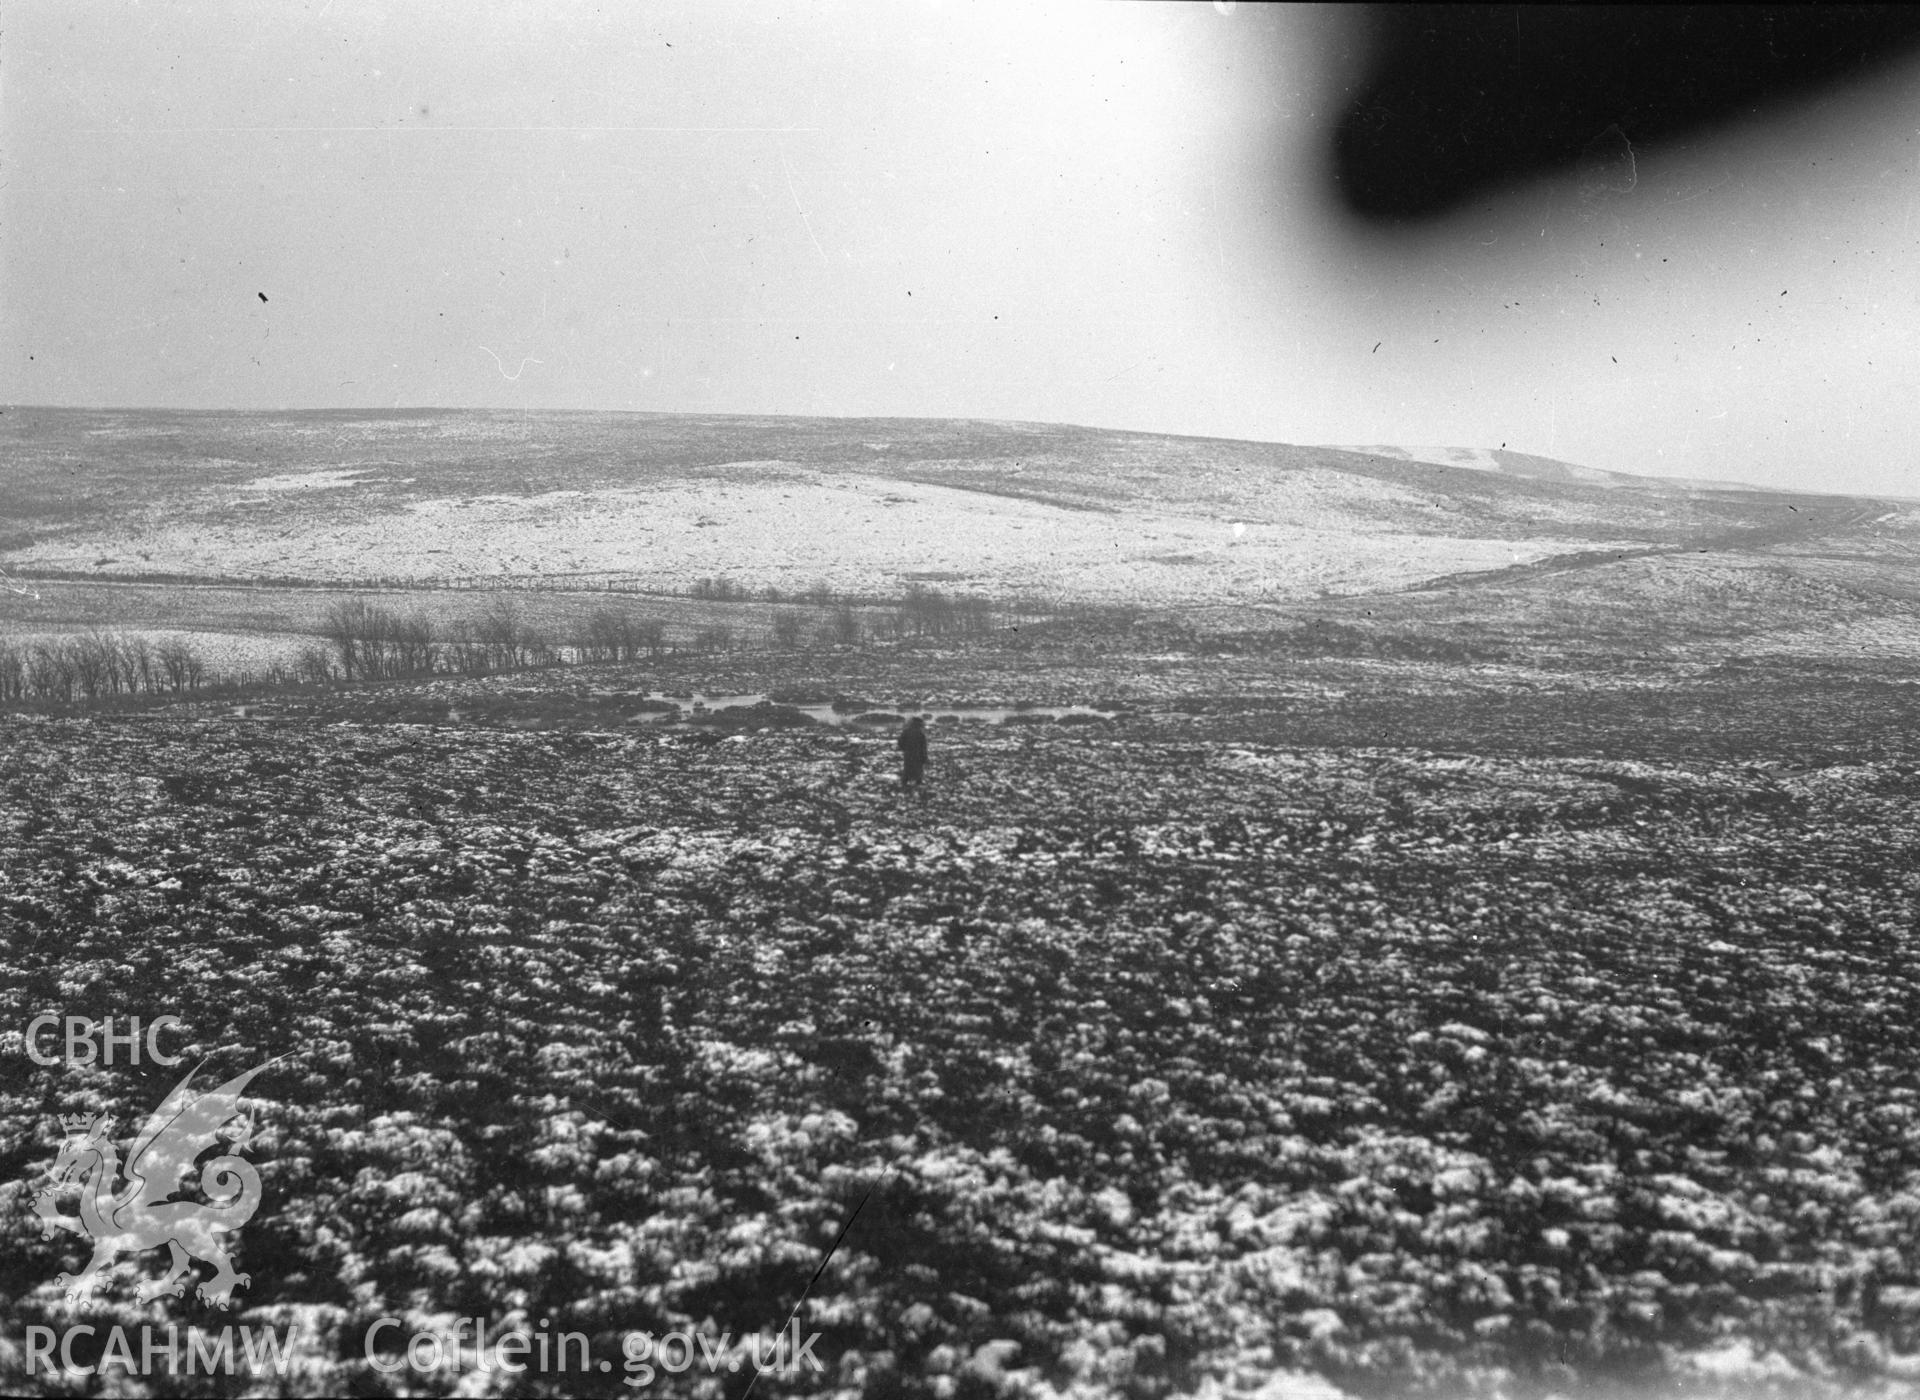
left=1332, top=445, right=1771, bottom=495
left=5, top=408, right=1894, bottom=608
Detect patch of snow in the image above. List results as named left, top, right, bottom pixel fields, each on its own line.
left=1342, top=445, right=1504, bottom=474
left=239, top=468, right=371, bottom=492
left=8, top=470, right=1637, bottom=606
left=1679, top=1340, right=1803, bottom=1382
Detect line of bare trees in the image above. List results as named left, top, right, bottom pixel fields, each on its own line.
left=8, top=566, right=1060, bottom=632
left=0, top=632, right=208, bottom=702
left=891, top=583, right=999, bottom=637
left=697, top=578, right=1007, bottom=642
left=570, top=608, right=669, bottom=664
left=316, top=597, right=683, bottom=681
left=0, top=582, right=1063, bottom=708
left=313, top=585, right=1009, bottom=681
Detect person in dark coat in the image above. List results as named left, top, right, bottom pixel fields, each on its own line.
left=898, top=715, right=929, bottom=788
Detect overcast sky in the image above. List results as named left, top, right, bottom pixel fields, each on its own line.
left=6, top=1, right=1920, bottom=495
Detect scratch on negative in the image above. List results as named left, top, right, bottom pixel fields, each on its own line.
left=478, top=346, right=543, bottom=381
left=781, top=155, right=829, bottom=265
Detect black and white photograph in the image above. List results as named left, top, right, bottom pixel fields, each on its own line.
left=6, top=3, right=1920, bottom=1396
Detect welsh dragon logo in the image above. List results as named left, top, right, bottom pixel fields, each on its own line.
left=32, top=1060, right=274, bottom=1308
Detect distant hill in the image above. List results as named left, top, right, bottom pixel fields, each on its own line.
left=1331, top=445, right=1769, bottom=495
left=0, top=408, right=1909, bottom=608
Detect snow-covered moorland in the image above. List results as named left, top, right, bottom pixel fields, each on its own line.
left=4, top=685, right=1919, bottom=1398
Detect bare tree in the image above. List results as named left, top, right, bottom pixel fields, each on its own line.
left=157, top=638, right=196, bottom=692
left=71, top=633, right=115, bottom=698
left=478, top=597, right=524, bottom=670
left=123, top=635, right=156, bottom=692
left=445, top=619, right=490, bottom=675
left=321, top=598, right=379, bottom=679
left=28, top=642, right=75, bottom=701
left=574, top=607, right=656, bottom=664
left=295, top=643, right=335, bottom=684
left=831, top=603, right=861, bottom=646
left=392, top=612, right=437, bottom=675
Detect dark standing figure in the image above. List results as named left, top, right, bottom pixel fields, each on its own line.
left=898, top=715, right=929, bottom=789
